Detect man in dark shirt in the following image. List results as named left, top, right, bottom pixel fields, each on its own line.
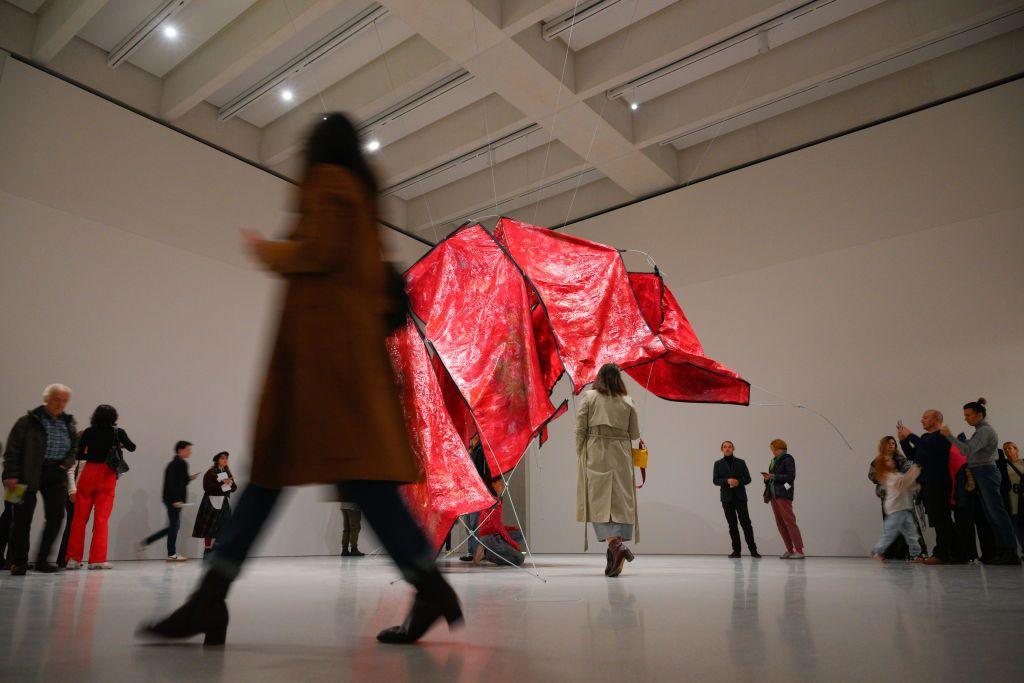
left=140, top=441, right=196, bottom=561
left=898, top=410, right=956, bottom=563
left=713, top=441, right=760, bottom=558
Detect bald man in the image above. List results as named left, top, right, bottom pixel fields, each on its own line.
left=898, top=410, right=955, bottom=564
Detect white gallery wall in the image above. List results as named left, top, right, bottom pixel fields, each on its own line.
left=0, top=55, right=427, bottom=562
left=527, top=79, right=1024, bottom=556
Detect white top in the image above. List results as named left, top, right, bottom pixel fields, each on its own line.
left=883, top=472, right=918, bottom=514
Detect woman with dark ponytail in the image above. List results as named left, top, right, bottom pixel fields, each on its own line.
left=941, top=398, right=1022, bottom=565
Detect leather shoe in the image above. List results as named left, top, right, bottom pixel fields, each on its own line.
left=606, top=539, right=634, bottom=577
left=10, top=565, right=27, bottom=576
left=750, top=551, right=762, bottom=558
left=35, top=561, right=59, bottom=574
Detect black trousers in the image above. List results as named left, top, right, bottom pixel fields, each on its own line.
left=921, top=483, right=954, bottom=561
left=0, top=502, right=14, bottom=564
left=722, top=499, right=757, bottom=553
left=144, top=505, right=182, bottom=556
left=56, top=496, right=75, bottom=566
left=8, top=463, right=67, bottom=566
left=954, top=476, right=995, bottom=561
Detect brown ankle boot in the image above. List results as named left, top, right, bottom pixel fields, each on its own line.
left=606, top=539, right=635, bottom=577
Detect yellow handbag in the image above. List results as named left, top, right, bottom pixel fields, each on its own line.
left=632, top=439, right=648, bottom=488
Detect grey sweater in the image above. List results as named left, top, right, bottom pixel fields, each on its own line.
left=945, top=420, right=999, bottom=468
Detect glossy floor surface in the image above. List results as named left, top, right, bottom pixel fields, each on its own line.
left=1, top=554, right=1019, bottom=682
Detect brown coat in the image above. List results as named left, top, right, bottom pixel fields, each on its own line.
left=248, top=164, right=419, bottom=487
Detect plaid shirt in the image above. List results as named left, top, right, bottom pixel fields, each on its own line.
left=41, top=412, right=71, bottom=461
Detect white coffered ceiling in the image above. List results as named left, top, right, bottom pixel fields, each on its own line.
left=3, top=0, right=1022, bottom=239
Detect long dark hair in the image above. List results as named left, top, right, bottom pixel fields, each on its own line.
left=305, top=113, right=378, bottom=196
left=90, top=404, right=118, bottom=428
left=593, top=363, right=627, bottom=397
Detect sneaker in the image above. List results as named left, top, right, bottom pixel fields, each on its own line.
left=779, top=552, right=793, bottom=559
left=790, top=552, right=805, bottom=560
left=750, top=551, right=762, bottom=558
left=728, top=551, right=741, bottom=558
left=89, top=562, right=113, bottom=570
left=66, top=559, right=81, bottom=570
left=166, top=554, right=188, bottom=562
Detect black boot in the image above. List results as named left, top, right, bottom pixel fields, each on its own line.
left=349, top=547, right=365, bottom=557
left=137, top=570, right=231, bottom=646
left=341, top=545, right=351, bottom=557
left=377, top=570, right=463, bottom=644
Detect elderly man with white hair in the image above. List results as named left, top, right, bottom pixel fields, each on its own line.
left=2, top=384, right=78, bottom=575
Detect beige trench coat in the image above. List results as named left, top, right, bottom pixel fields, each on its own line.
left=575, top=389, right=640, bottom=549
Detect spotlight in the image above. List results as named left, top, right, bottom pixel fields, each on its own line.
left=630, top=102, right=638, bottom=111
left=162, top=24, right=178, bottom=39
left=281, top=89, right=294, bottom=102
left=365, top=139, right=381, bottom=153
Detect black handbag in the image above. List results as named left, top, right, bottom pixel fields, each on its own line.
left=105, top=427, right=130, bottom=478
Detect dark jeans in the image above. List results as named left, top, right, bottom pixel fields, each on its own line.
left=479, top=529, right=526, bottom=566
left=209, top=481, right=434, bottom=585
left=144, top=504, right=182, bottom=556
left=955, top=473, right=994, bottom=561
left=464, top=511, right=480, bottom=555
left=722, top=499, right=757, bottom=553
left=0, top=502, right=14, bottom=564
left=56, top=496, right=75, bottom=566
left=920, top=483, right=954, bottom=561
left=8, top=463, right=67, bottom=566
left=971, top=464, right=1017, bottom=549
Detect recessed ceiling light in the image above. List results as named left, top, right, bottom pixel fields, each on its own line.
left=281, top=89, right=294, bottom=102
left=365, top=139, right=381, bottom=153
left=162, top=25, right=178, bottom=39
left=630, top=102, right=639, bottom=111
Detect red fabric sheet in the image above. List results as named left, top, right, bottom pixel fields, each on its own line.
left=387, top=319, right=494, bottom=551
left=431, top=351, right=475, bottom=447
left=404, top=225, right=561, bottom=475
left=495, top=218, right=666, bottom=393
left=626, top=273, right=750, bottom=405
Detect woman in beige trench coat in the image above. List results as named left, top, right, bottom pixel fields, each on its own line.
left=140, top=114, right=461, bottom=647
left=576, top=363, right=641, bottom=577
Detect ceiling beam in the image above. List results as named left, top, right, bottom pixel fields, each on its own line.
left=259, top=34, right=451, bottom=166
left=379, top=0, right=677, bottom=197
left=404, top=140, right=587, bottom=230
left=634, top=0, right=1024, bottom=148
left=160, top=0, right=340, bottom=120
left=32, top=0, right=112, bottom=64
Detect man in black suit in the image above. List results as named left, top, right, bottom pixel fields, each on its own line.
left=713, top=441, right=760, bottom=558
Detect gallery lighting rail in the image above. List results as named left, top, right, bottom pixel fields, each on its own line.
left=107, top=0, right=192, bottom=68
left=605, top=0, right=881, bottom=102
left=357, top=70, right=474, bottom=136
left=656, top=5, right=1024, bottom=148
left=217, top=3, right=389, bottom=121
left=381, top=124, right=542, bottom=197
left=542, top=0, right=627, bottom=42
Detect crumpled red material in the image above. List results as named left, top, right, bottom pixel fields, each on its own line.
left=626, top=272, right=750, bottom=405
left=431, top=351, right=475, bottom=447
left=404, top=225, right=562, bottom=475
left=387, top=319, right=495, bottom=550
left=495, top=218, right=666, bottom=393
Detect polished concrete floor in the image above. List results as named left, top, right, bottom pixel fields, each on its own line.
left=0, top=554, right=1019, bottom=682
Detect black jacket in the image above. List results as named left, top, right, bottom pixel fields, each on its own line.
left=765, top=452, right=796, bottom=501
left=900, top=431, right=951, bottom=489
left=713, top=456, right=752, bottom=502
left=2, top=406, right=78, bottom=491
left=162, top=456, right=191, bottom=505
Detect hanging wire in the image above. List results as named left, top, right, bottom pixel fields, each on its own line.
left=561, top=0, right=642, bottom=227
left=749, top=384, right=854, bottom=451
left=530, top=0, right=583, bottom=225
left=279, top=0, right=329, bottom=116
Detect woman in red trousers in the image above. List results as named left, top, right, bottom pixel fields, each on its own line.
left=66, top=405, right=135, bottom=569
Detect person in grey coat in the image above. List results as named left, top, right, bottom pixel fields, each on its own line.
left=941, top=398, right=1020, bottom=565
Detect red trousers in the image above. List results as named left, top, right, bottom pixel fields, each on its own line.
left=769, top=497, right=804, bottom=553
left=67, top=462, right=117, bottom=563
